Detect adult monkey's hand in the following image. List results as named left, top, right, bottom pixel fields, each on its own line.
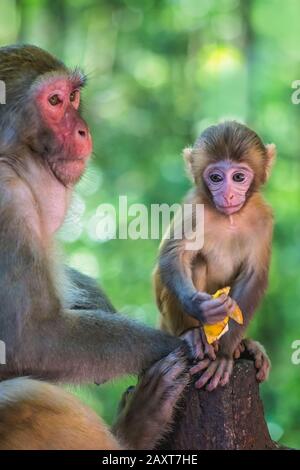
left=113, top=346, right=190, bottom=450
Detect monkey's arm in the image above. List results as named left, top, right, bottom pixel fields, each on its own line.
left=156, top=236, right=232, bottom=331
left=4, top=307, right=183, bottom=384
left=158, top=237, right=198, bottom=308
left=65, top=266, right=116, bottom=312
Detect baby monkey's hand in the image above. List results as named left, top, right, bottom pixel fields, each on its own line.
left=184, top=291, right=233, bottom=324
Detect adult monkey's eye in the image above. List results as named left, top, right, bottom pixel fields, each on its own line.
left=70, top=90, right=78, bottom=102
left=48, top=94, right=61, bottom=106
left=210, top=174, right=223, bottom=183
left=233, top=173, right=246, bottom=182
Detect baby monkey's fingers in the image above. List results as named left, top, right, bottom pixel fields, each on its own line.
left=233, top=341, right=245, bottom=359
left=181, top=328, right=216, bottom=361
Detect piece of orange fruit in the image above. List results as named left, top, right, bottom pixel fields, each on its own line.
left=203, top=287, right=243, bottom=344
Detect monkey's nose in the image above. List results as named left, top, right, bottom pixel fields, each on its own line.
left=224, top=194, right=234, bottom=204
left=78, top=128, right=87, bottom=138
left=75, top=124, right=93, bottom=157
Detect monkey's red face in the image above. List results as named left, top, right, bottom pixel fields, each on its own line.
left=35, top=76, right=92, bottom=185
left=203, top=161, right=254, bottom=215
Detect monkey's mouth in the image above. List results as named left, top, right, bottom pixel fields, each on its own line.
left=217, top=203, right=244, bottom=215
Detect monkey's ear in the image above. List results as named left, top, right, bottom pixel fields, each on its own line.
left=183, top=147, right=194, bottom=181
left=264, top=143, right=276, bottom=181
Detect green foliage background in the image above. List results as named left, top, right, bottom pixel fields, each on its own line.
left=1, top=0, right=299, bottom=448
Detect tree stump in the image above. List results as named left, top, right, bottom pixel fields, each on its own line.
left=159, top=359, right=278, bottom=450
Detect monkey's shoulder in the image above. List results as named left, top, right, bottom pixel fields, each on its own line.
left=0, top=161, right=34, bottom=206
left=246, top=194, right=274, bottom=228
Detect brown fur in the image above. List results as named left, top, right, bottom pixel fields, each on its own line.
left=0, top=379, right=120, bottom=450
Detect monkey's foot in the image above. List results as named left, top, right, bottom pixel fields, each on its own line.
left=242, top=339, right=271, bottom=382
left=190, top=356, right=234, bottom=391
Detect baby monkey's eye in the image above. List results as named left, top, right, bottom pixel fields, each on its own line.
left=210, top=174, right=223, bottom=183
left=233, top=173, right=246, bottom=182
left=70, top=90, right=78, bottom=102
left=48, top=94, right=62, bottom=106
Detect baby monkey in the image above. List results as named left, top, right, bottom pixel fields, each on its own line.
left=154, top=121, right=274, bottom=390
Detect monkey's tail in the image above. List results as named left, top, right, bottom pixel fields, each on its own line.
left=0, top=378, right=120, bottom=450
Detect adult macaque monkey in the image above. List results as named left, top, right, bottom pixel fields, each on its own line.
left=154, top=121, right=274, bottom=391
left=0, top=45, right=194, bottom=450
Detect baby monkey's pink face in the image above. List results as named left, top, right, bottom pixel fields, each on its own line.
left=203, top=160, right=254, bottom=215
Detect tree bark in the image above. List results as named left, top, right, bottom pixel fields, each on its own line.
left=158, top=359, right=278, bottom=450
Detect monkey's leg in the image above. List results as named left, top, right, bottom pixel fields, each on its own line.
left=0, top=378, right=121, bottom=450
left=113, top=347, right=190, bottom=449
left=218, top=266, right=269, bottom=358
left=191, top=269, right=270, bottom=391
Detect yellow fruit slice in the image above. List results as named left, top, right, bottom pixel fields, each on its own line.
left=204, top=318, right=229, bottom=344
left=203, top=286, right=243, bottom=344
left=212, top=287, right=231, bottom=298
left=229, top=304, right=243, bottom=324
